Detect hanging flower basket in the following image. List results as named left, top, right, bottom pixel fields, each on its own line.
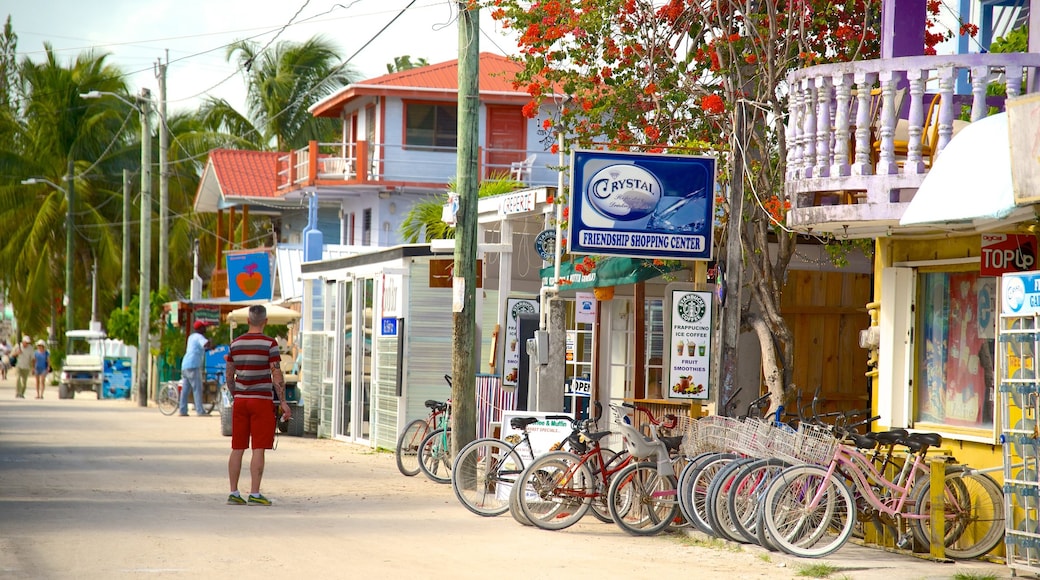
left=594, top=286, right=615, bottom=301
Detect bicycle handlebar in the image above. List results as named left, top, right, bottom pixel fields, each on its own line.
left=621, top=402, right=678, bottom=429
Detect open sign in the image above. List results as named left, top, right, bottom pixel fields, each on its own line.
left=981, top=234, right=1037, bottom=276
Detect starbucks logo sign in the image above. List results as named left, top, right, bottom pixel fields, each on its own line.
left=512, top=300, right=536, bottom=320
left=678, top=293, right=707, bottom=323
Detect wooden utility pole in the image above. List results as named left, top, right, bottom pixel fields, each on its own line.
left=122, top=169, right=131, bottom=309
left=451, top=0, right=479, bottom=455
left=156, top=55, right=169, bottom=291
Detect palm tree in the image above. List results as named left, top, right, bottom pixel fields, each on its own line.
left=0, top=45, right=128, bottom=339
left=400, top=174, right=523, bottom=243
left=387, top=55, right=429, bottom=73
left=216, top=36, right=360, bottom=151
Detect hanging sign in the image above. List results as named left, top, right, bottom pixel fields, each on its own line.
left=667, top=289, right=714, bottom=400
left=535, top=229, right=556, bottom=261
left=1002, top=271, right=1040, bottom=316
left=226, top=250, right=273, bottom=302
left=981, top=234, right=1036, bottom=276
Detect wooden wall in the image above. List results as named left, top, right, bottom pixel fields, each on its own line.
left=780, top=270, right=873, bottom=419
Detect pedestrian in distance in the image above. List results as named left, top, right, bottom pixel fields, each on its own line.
left=12, top=335, right=32, bottom=399
left=0, top=338, right=11, bottom=380
left=180, top=320, right=214, bottom=417
left=224, top=304, right=291, bottom=506
left=32, top=339, right=50, bottom=399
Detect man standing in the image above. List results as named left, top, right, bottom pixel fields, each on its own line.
left=12, top=336, right=32, bottom=399
left=180, top=320, right=213, bottom=416
left=224, top=305, right=291, bottom=506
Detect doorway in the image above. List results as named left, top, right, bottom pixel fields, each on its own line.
left=485, top=105, right=526, bottom=178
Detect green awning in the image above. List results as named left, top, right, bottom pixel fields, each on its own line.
left=540, top=257, right=684, bottom=291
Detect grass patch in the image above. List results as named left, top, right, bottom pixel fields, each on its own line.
left=952, top=574, right=998, bottom=580
left=757, top=553, right=772, bottom=563
left=667, top=531, right=743, bottom=552
left=796, top=562, right=839, bottom=578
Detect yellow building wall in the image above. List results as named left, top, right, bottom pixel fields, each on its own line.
left=873, top=235, right=1003, bottom=474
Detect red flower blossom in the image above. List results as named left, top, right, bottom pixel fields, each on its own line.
left=550, top=143, right=560, bottom=154
left=701, top=94, right=725, bottom=114
left=745, top=53, right=757, bottom=64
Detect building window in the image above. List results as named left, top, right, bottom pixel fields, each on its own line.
left=405, top=102, right=457, bottom=149
left=915, top=271, right=996, bottom=430
left=362, top=209, right=372, bottom=246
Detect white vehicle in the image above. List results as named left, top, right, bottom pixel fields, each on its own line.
left=59, top=329, right=107, bottom=399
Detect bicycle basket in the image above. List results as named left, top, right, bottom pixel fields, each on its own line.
left=733, top=418, right=775, bottom=458
left=793, top=423, right=839, bottom=466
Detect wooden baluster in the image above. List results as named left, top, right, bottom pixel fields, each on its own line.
left=875, top=71, right=899, bottom=176
left=831, top=73, right=852, bottom=177
left=903, top=68, right=926, bottom=175
left=852, top=72, right=876, bottom=176
left=815, top=76, right=832, bottom=178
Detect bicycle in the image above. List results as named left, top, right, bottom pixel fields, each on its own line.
left=418, top=389, right=454, bottom=483
left=604, top=402, right=685, bottom=536
left=156, top=379, right=218, bottom=416
left=759, top=423, right=1004, bottom=559
left=452, top=413, right=574, bottom=517
left=512, top=407, right=632, bottom=530
left=395, top=374, right=451, bottom=477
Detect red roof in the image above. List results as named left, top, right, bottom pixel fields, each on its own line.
left=208, top=149, right=281, bottom=199
left=311, top=53, right=530, bottom=117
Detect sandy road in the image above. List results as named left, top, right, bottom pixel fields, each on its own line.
left=0, top=379, right=1012, bottom=579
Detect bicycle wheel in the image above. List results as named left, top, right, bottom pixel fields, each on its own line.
left=517, top=451, right=594, bottom=531
left=509, top=471, right=535, bottom=526
left=676, top=453, right=714, bottom=525
left=452, top=438, right=524, bottom=517
left=417, top=427, right=452, bottom=484
left=157, top=384, right=179, bottom=416
left=727, top=458, right=789, bottom=545
left=608, top=461, right=680, bottom=536
left=908, top=467, right=1005, bottom=559
left=395, top=419, right=431, bottom=477
left=706, top=458, right=756, bottom=543
left=762, top=464, right=856, bottom=558
left=680, top=452, right=738, bottom=536
left=587, top=448, right=631, bottom=524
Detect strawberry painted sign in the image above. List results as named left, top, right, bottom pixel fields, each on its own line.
left=226, top=251, right=273, bottom=302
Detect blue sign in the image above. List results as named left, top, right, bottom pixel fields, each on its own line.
left=381, top=317, right=398, bottom=337
left=568, top=150, right=716, bottom=261
left=226, top=251, right=273, bottom=303
left=1002, top=271, right=1040, bottom=315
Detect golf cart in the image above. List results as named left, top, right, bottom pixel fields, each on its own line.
left=59, top=329, right=107, bottom=399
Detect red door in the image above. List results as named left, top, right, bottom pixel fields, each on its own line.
left=485, top=106, right=526, bottom=179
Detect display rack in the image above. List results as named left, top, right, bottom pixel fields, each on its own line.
left=999, top=311, right=1040, bottom=574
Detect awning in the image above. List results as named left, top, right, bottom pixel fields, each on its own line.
left=900, top=112, right=1035, bottom=227
left=540, top=257, right=684, bottom=291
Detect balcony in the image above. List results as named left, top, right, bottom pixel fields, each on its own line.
left=276, top=141, right=558, bottom=193
left=785, top=53, right=1040, bottom=238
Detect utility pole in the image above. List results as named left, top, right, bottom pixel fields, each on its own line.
left=64, top=158, right=75, bottom=344
left=156, top=55, right=169, bottom=291
left=122, top=169, right=131, bottom=309
left=137, top=88, right=153, bottom=407
left=451, top=0, right=479, bottom=456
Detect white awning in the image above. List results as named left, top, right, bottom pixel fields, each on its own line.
left=900, top=112, right=1034, bottom=227
left=227, top=303, right=301, bottom=326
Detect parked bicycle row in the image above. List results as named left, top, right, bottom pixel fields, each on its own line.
left=393, top=382, right=1005, bottom=560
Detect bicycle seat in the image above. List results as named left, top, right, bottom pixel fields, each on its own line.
left=509, top=416, right=540, bottom=431
left=424, top=399, right=444, bottom=410
left=660, top=435, right=683, bottom=452
left=847, top=432, right=877, bottom=449
left=585, top=430, right=612, bottom=442
left=903, top=432, right=942, bottom=453
left=873, top=429, right=909, bottom=446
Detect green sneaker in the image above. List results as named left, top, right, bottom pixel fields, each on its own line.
left=226, top=494, right=246, bottom=506
left=247, top=494, right=271, bottom=506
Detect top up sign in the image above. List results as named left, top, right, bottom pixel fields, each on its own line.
left=568, top=150, right=717, bottom=261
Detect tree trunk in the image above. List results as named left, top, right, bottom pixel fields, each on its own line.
left=748, top=312, right=784, bottom=417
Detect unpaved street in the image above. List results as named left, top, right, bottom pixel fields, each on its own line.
left=0, top=378, right=1012, bottom=579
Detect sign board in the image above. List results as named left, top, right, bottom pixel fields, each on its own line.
left=498, top=190, right=537, bottom=216
left=194, top=305, right=221, bottom=325
left=566, top=377, right=591, bottom=397
left=226, top=250, right=273, bottom=302
left=575, top=292, right=596, bottom=324
left=429, top=259, right=482, bottom=288
left=1002, top=270, right=1040, bottom=316
left=568, top=150, right=716, bottom=261
left=380, top=317, right=398, bottom=337
left=503, top=297, right=539, bottom=386
left=981, top=234, right=1037, bottom=276
left=667, top=289, right=714, bottom=400
left=497, top=411, right=574, bottom=501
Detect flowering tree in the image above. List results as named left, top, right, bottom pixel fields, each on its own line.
left=488, top=0, right=884, bottom=409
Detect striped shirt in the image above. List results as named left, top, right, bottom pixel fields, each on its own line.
left=226, top=332, right=279, bottom=401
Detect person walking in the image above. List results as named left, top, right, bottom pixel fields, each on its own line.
left=12, top=336, right=32, bottom=398
left=32, top=339, right=50, bottom=399
left=224, top=305, right=291, bottom=506
left=179, top=320, right=213, bottom=417
left=0, top=338, right=11, bottom=380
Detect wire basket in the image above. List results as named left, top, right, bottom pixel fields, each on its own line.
left=787, top=424, right=839, bottom=466
left=733, top=418, right=776, bottom=458
left=683, top=415, right=740, bottom=455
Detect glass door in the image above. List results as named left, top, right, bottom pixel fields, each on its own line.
left=335, top=280, right=352, bottom=439
left=355, top=278, right=374, bottom=441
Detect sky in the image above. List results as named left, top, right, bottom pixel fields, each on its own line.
left=6, top=0, right=520, bottom=116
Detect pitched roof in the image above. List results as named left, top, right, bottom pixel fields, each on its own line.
left=194, top=149, right=282, bottom=212
left=310, top=53, right=529, bottom=117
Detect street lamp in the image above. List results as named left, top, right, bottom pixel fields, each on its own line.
left=21, top=164, right=75, bottom=349
left=81, top=88, right=152, bottom=408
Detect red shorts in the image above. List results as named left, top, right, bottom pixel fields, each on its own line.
left=231, top=397, right=276, bottom=450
